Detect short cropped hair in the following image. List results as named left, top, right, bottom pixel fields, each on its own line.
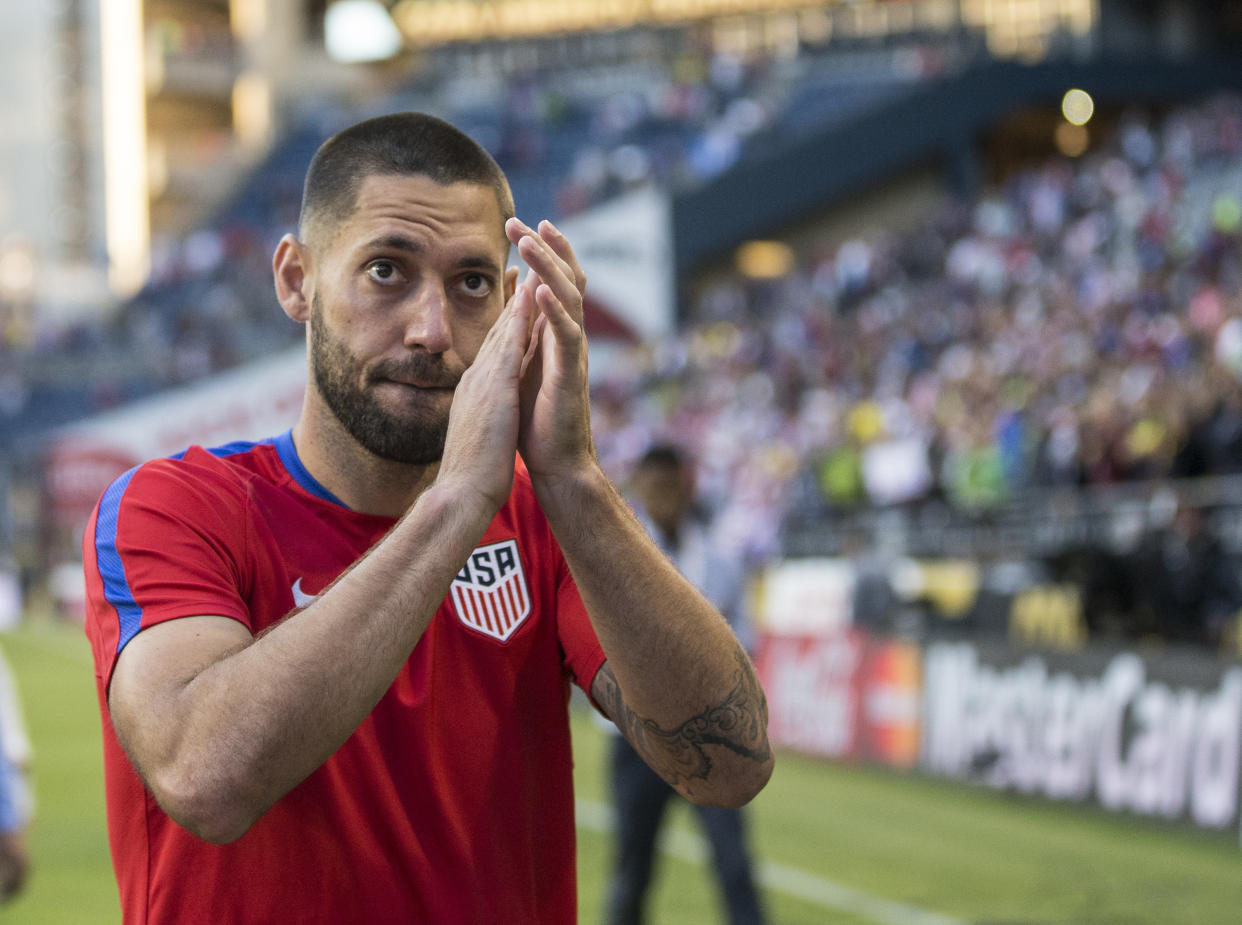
left=636, top=444, right=686, bottom=471
left=298, top=111, right=515, bottom=246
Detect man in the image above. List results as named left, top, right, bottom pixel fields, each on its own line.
left=82, top=112, right=772, bottom=924
left=606, top=445, right=766, bottom=925
left=0, top=643, right=31, bottom=904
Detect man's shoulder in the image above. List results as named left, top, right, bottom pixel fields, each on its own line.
left=100, top=440, right=282, bottom=513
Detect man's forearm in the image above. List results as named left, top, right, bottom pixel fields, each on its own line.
left=115, top=480, right=495, bottom=842
left=532, top=465, right=773, bottom=806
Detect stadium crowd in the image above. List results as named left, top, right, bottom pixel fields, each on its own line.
left=592, top=95, right=1242, bottom=552
left=2, top=42, right=1242, bottom=646
left=0, top=33, right=945, bottom=437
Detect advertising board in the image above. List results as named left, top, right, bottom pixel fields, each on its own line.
left=756, top=627, right=1242, bottom=833
left=922, top=641, right=1242, bottom=830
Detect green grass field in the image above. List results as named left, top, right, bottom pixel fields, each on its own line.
left=3, top=618, right=1242, bottom=924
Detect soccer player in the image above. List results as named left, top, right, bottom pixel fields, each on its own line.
left=83, top=112, right=773, bottom=923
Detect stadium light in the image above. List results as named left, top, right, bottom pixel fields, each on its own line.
left=100, top=0, right=150, bottom=298
left=0, top=237, right=35, bottom=304
left=325, top=0, right=404, bottom=63
left=735, top=240, right=794, bottom=280
left=233, top=71, right=273, bottom=153
left=1061, top=88, right=1094, bottom=126
left=230, top=0, right=268, bottom=42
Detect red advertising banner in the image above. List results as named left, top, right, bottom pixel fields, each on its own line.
left=755, top=629, right=921, bottom=769
left=858, top=638, right=922, bottom=769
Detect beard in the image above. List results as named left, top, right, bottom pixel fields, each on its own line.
left=309, top=294, right=462, bottom=465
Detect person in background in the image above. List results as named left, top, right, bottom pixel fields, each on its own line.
left=0, top=643, right=32, bottom=903
left=606, top=444, right=767, bottom=925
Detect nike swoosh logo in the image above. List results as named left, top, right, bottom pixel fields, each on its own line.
left=291, top=577, right=317, bottom=608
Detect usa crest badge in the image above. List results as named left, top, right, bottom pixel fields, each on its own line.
left=450, top=539, right=531, bottom=642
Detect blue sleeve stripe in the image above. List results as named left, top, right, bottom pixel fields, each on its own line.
left=168, top=437, right=266, bottom=462
left=0, top=740, right=18, bottom=832
left=93, top=468, right=146, bottom=654
left=0, top=709, right=16, bottom=832
left=273, top=429, right=348, bottom=507
left=0, top=756, right=18, bottom=832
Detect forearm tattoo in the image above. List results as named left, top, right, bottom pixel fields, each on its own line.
left=594, top=649, right=771, bottom=792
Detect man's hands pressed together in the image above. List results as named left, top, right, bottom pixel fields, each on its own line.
left=476, top=217, right=774, bottom=809
left=508, top=217, right=595, bottom=485
left=439, top=216, right=591, bottom=518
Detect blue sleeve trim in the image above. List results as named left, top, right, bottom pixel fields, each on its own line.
left=273, top=429, right=349, bottom=508
left=0, top=759, right=18, bottom=832
left=93, top=467, right=147, bottom=654
left=169, top=437, right=267, bottom=461
left=0, top=708, right=16, bottom=832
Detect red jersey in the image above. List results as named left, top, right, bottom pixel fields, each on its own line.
left=82, top=431, right=606, bottom=924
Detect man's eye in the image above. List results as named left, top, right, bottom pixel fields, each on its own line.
left=366, top=261, right=401, bottom=283
left=458, top=274, right=492, bottom=297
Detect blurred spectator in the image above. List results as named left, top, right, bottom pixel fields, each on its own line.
left=604, top=445, right=766, bottom=925
left=594, top=93, right=1242, bottom=539
left=1, top=33, right=935, bottom=442
left=1131, top=491, right=1242, bottom=646
left=0, top=643, right=32, bottom=903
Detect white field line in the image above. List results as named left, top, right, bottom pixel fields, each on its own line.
left=576, top=799, right=968, bottom=925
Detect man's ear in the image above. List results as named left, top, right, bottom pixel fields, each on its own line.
left=273, top=234, right=312, bottom=322
left=504, top=266, right=519, bottom=304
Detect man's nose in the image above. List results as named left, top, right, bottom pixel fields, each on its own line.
left=402, top=283, right=452, bottom=353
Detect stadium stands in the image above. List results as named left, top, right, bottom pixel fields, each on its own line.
left=5, top=32, right=1242, bottom=649
left=592, top=92, right=1242, bottom=646
left=0, top=29, right=951, bottom=446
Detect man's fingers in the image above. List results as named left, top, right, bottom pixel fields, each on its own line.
left=520, top=313, right=547, bottom=378
left=503, top=287, right=536, bottom=360
left=537, top=220, right=587, bottom=295
left=507, top=218, right=582, bottom=301
left=517, top=235, right=582, bottom=320
left=505, top=216, right=536, bottom=247
left=534, top=283, right=584, bottom=352
left=474, top=285, right=534, bottom=374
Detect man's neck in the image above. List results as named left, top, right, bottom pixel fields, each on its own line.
left=291, top=415, right=440, bottom=518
